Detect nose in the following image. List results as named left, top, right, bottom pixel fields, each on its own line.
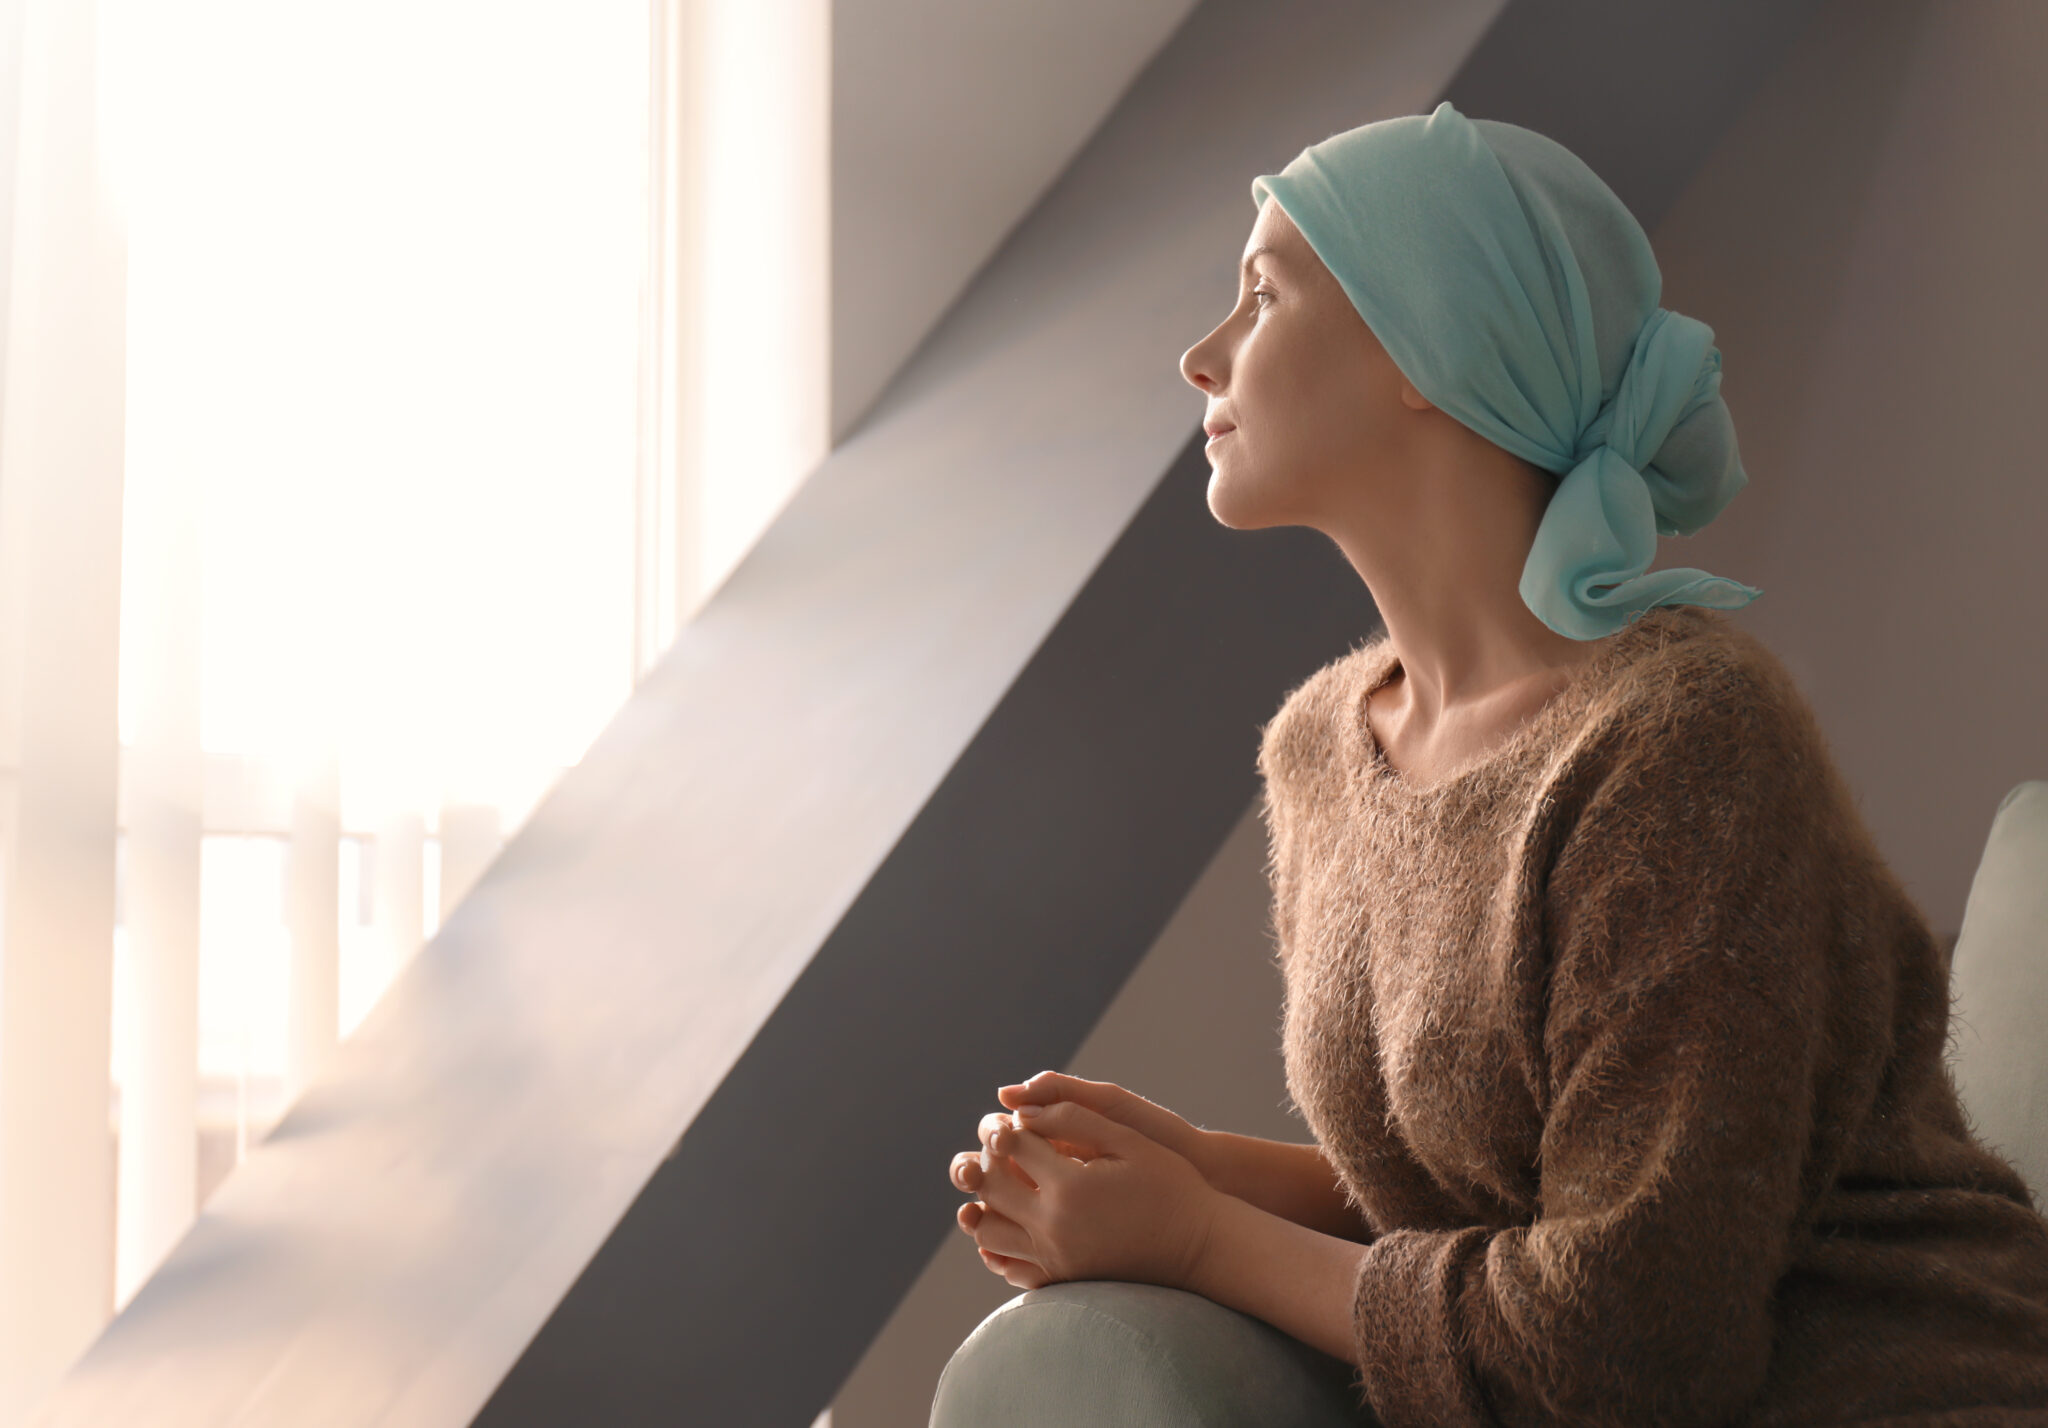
left=1180, top=332, right=1219, bottom=394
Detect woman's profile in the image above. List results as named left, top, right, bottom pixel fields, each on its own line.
left=936, top=102, right=2048, bottom=1425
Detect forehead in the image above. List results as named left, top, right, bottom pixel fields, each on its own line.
left=1241, top=197, right=1308, bottom=272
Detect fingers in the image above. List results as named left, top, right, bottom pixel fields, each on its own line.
left=957, top=1104, right=1122, bottom=1222
left=976, top=1116, right=1095, bottom=1217
left=974, top=1129, right=1035, bottom=1219
left=995, top=1253, right=1051, bottom=1291
left=995, top=1073, right=1191, bottom=1158
left=948, top=1115, right=1016, bottom=1196
left=951, top=1151, right=1022, bottom=1194
left=997, top=1069, right=1102, bottom=1110
left=953, top=1138, right=1039, bottom=1196
left=1008, top=1099, right=1133, bottom=1163
left=962, top=1201, right=1035, bottom=1262
left=958, top=1204, right=1037, bottom=1282
left=953, top=1094, right=1102, bottom=1203
left=950, top=1122, right=1048, bottom=1204
left=990, top=1122, right=1065, bottom=1189
left=978, top=1111, right=1015, bottom=1152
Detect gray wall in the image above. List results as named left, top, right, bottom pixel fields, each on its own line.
left=1651, top=0, right=2048, bottom=935
left=830, top=2, right=2048, bottom=1422
left=830, top=0, right=1198, bottom=443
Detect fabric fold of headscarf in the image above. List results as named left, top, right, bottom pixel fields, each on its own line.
left=1250, top=100, right=1762, bottom=640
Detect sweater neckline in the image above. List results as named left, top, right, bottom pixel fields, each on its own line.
left=1352, top=606, right=1697, bottom=801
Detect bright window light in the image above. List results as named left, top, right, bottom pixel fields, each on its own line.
left=113, top=0, right=648, bottom=797
left=102, top=1, right=651, bottom=1303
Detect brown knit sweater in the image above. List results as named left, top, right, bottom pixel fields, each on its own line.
left=1257, top=604, right=2048, bottom=1428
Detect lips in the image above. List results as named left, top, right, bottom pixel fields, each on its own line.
left=1205, top=426, right=1235, bottom=442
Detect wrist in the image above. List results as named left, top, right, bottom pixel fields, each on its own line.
left=1178, top=1124, right=1222, bottom=1182
left=1179, top=1181, right=1236, bottom=1298
left=1182, top=1183, right=1255, bottom=1301
left=1176, top=1183, right=1371, bottom=1366
left=1186, top=1128, right=1253, bottom=1200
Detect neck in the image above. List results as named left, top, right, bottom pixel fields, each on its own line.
left=1315, top=447, right=1602, bottom=725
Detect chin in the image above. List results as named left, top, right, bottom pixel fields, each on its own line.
left=1205, top=470, right=1287, bottom=531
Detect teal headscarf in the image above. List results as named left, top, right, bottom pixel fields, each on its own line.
left=1249, top=100, right=1761, bottom=640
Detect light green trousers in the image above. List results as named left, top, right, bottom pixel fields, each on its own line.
left=929, top=1281, right=1379, bottom=1426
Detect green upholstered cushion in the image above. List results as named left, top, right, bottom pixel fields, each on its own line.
left=1950, top=780, right=2048, bottom=1204
left=929, top=1281, right=1374, bottom=1427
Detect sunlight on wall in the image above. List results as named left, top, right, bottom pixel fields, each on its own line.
left=688, top=0, right=831, bottom=610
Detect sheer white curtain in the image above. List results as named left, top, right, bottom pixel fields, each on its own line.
left=0, top=0, right=830, bottom=1417
left=0, top=1, right=128, bottom=1419
left=104, top=0, right=653, bottom=1315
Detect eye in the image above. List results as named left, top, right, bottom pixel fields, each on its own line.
left=1250, top=287, right=1276, bottom=311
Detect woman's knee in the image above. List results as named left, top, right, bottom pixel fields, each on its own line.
left=928, top=1280, right=1371, bottom=1428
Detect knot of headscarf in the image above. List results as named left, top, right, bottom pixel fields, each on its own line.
left=1249, top=101, right=1762, bottom=640
left=1530, top=305, right=1759, bottom=637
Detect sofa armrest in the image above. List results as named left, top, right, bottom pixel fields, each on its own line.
left=929, top=1280, right=1371, bottom=1426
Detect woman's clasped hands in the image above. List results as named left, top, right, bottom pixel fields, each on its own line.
left=948, top=1071, right=1223, bottom=1294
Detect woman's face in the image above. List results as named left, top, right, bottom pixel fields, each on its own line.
left=1180, top=198, right=1426, bottom=531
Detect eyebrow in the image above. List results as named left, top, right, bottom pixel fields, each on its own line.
left=1239, top=244, right=1284, bottom=278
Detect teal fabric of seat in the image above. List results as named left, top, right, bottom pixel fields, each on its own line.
left=927, top=1281, right=1376, bottom=1427
left=1948, top=779, right=2048, bottom=1202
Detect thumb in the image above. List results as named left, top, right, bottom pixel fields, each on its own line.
left=1002, top=1073, right=1195, bottom=1154
left=1014, top=1099, right=1141, bottom=1159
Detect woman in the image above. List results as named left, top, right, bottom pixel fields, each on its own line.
left=940, top=102, right=2048, bottom=1425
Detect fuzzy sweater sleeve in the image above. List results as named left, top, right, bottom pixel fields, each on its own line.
left=1350, top=654, right=1848, bottom=1428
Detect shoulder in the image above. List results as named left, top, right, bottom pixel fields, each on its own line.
left=1552, top=607, right=1841, bottom=838
left=1256, top=633, right=1392, bottom=793
left=1597, top=608, right=1819, bottom=760
left=1536, top=614, right=1894, bottom=1037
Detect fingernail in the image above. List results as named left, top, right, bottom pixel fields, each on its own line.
left=1018, top=1103, right=1042, bottom=1119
